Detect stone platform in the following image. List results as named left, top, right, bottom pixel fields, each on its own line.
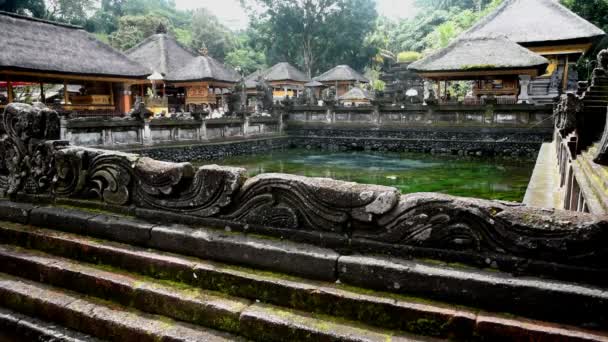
left=523, top=141, right=564, bottom=209
left=0, top=202, right=606, bottom=341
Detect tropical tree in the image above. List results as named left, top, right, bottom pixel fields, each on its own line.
left=242, top=0, right=378, bottom=77
left=190, top=8, right=236, bottom=60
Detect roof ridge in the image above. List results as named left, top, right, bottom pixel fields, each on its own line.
left=0, top=10, right=83, bottom=29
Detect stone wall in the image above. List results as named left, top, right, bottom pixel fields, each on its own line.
left=61, top=116, right=283, bottom=148
left=130, top=136, right=289, bottom=163
left=285, top=104, right=553, bottom=157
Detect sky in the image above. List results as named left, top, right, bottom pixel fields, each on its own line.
left=174, top=0, right=419, bottom=31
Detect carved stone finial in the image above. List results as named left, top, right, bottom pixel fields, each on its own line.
left=199, top=47, right=209, bottom=56
left=156, top=23, right=167, bottom=34
left=598, top=49, right=608, bottom=70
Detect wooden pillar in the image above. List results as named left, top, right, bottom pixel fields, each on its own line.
left=109, top=83, right=115, bottom=106
left=118, top=83, right=131, bottom=115
left=39, top=82, right=45, bottom=103
left=63, top=80, right=68, bottom=105
left=7, top=78, right=13, bottom=103
left=140, top=84, right=144, bottom=97
left=562, top=55, right=570, bottom=91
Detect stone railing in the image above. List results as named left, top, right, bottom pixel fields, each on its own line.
left=288, top=103, right=553, bottom=127
left=60, top=114, right=282, bottom=147
left=2, top=103, right=608, bottom=286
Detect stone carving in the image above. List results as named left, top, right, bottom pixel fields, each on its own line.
left=255, top=77, right=273, bottom=112
left=3, top=102, right=608, bottom=273
left=223, top=173, right=399, bottom=232
left=554, top=92, right=582, bottom=135
left=594, top=119, right=608, bottom=165
left=0, top=103, right=61, bottom=197
left=130, top=96, right=153, bottom=120
left=228, top=79, right=247, bottom=114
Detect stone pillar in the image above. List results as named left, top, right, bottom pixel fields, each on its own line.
left=373, top=104, right=381, bottom=125
left=142, top=120, right=152, bottom=145
left=517, top=75, right=533, bottom=104
left=200, top=120, right=207, bottom=140
left=244, top=116, right=250, bottom=137
left=60, top=118, right=68, bottom=140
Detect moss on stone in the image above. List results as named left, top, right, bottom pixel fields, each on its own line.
left=405, top=318, right=447, bottom=337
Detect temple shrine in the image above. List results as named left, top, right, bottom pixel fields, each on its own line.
left=409, top=0, right=606, bottom=105
left=0, top=11, right=149, bottom=116
left=244, top=62, right=310, bottom=102
left=126, top=26, right=240, bottom=115
left=314, top=65, right=369, bottom=98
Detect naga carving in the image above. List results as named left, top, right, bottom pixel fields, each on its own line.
left=554, top=92, right=582, bottom=135
left=2, top=103, right=608, bottom=272
left=0, top=103, right=61, bottom=197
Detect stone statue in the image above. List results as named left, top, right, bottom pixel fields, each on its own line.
left=129, top=96, right=153, bottom=120
left=228, top=79, right=247, bottom=114
left=305, top=87, right=317, bottom=106
left=255, top=77, right=273, bottom=112
left=554, top=93, right=582, bottom=135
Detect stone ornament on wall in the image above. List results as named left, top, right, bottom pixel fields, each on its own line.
left=1, top=103, right=608, bottom=270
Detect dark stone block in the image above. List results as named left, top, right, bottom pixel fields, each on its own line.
left=29, top=207, right=97, bottom=235
left=150, top=224, right=339, bottom=281
left=0, top=200, right=35, bottom=224
left=87, top=215, right=154, bottom=246
left=337, top=255, right=608, bottom=330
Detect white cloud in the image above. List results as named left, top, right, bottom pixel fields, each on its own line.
left=174, top=0, right=420, bottom=31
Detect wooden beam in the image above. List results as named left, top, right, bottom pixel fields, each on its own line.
left=563, top=55, right=570, bottom=91
left=528, top=43, right=592, bottom=56
left=419, top=68, right=540, bottom=80
left=0, top=70, right=147, bottom=84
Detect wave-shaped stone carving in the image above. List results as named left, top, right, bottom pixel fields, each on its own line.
left=2, top=103, right=608, bottom=271
left=223, top=173, right=399, bottom=232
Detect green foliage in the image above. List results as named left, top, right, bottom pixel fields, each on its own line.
left=397, top=51, right=422, bottom=63
left=225, top=49, right=267, bottom=75
left=190, top=8, right=236, bottom=60
left=242, top=0, right=378, bottom=77
left=109, top=15, right=172, bottom=50
left=364, top=66, right=385, bottom=91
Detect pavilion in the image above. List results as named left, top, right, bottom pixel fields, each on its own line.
left=409, top=0, right=606, bottom=105
left=338, top=87, right=374, bottom=107
left=314, top=65, right=369, bottom=98
left=126, top=27, right=240, bottom=114
left=0, top=11, right=150, bottom=115
left=244, top=62, right=310, bottom=102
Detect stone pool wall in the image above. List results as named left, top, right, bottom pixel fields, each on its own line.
left=128, top=136, right=290, bottom=163
left=287, top=126, right=552, bottom=157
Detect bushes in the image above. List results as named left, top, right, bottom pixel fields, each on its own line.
left=397, top=51, right=423, bottom=63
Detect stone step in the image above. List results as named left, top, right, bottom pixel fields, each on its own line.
left=0, top=273, right=242, bottom=341
left=0, top=220, right=607, bottom=336
left=0, top=266, right=429, bottom=342
left=0, top=306, right=103, bottom=342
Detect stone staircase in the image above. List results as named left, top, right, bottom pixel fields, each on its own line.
left=0, top=201, right=606, bottom=341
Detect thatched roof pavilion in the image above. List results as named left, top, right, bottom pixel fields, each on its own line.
left=126, top=30, right=240, bottom=111
left=339, top=87, right=373, bottom=106
left=0, top=11, right=150, bottom=115
left=409, top=37, right=549, bottom=79
left=314, top=65, right=368, bottom=97
left=408, top=0, right=606, bottom=105
left=245, top=62, right=310, bottom=100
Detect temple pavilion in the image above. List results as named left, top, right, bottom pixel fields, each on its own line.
left=244, top=62, right=310, bottom=102
left=314, top=65, right=369, bottom=98
left=409, top=0, right=606, bottom=105
left=126, top=27, right=240, bottom=114
left=0, top=11, right=149, bottom=116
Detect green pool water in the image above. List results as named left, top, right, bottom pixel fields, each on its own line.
left=206, top=149, right=535, bottom=202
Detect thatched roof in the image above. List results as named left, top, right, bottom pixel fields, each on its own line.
left=315, top=65, right=369, bottom=83
left=465, top=0, right=605, bottom=44
left=339, top=87, right=373, bottom=101
left=0, top=11, right=149, bottom=78
left=244, top=70, right=263, bottom=89
left=261, top=62, right=310, bottom=82
left=408, top=37, right=549, bottom=73
left=125, top=33, right=196, bottom=76
left=304, top=80, right=324, bottom=87
left=166, top=56, right=241, bottom=83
